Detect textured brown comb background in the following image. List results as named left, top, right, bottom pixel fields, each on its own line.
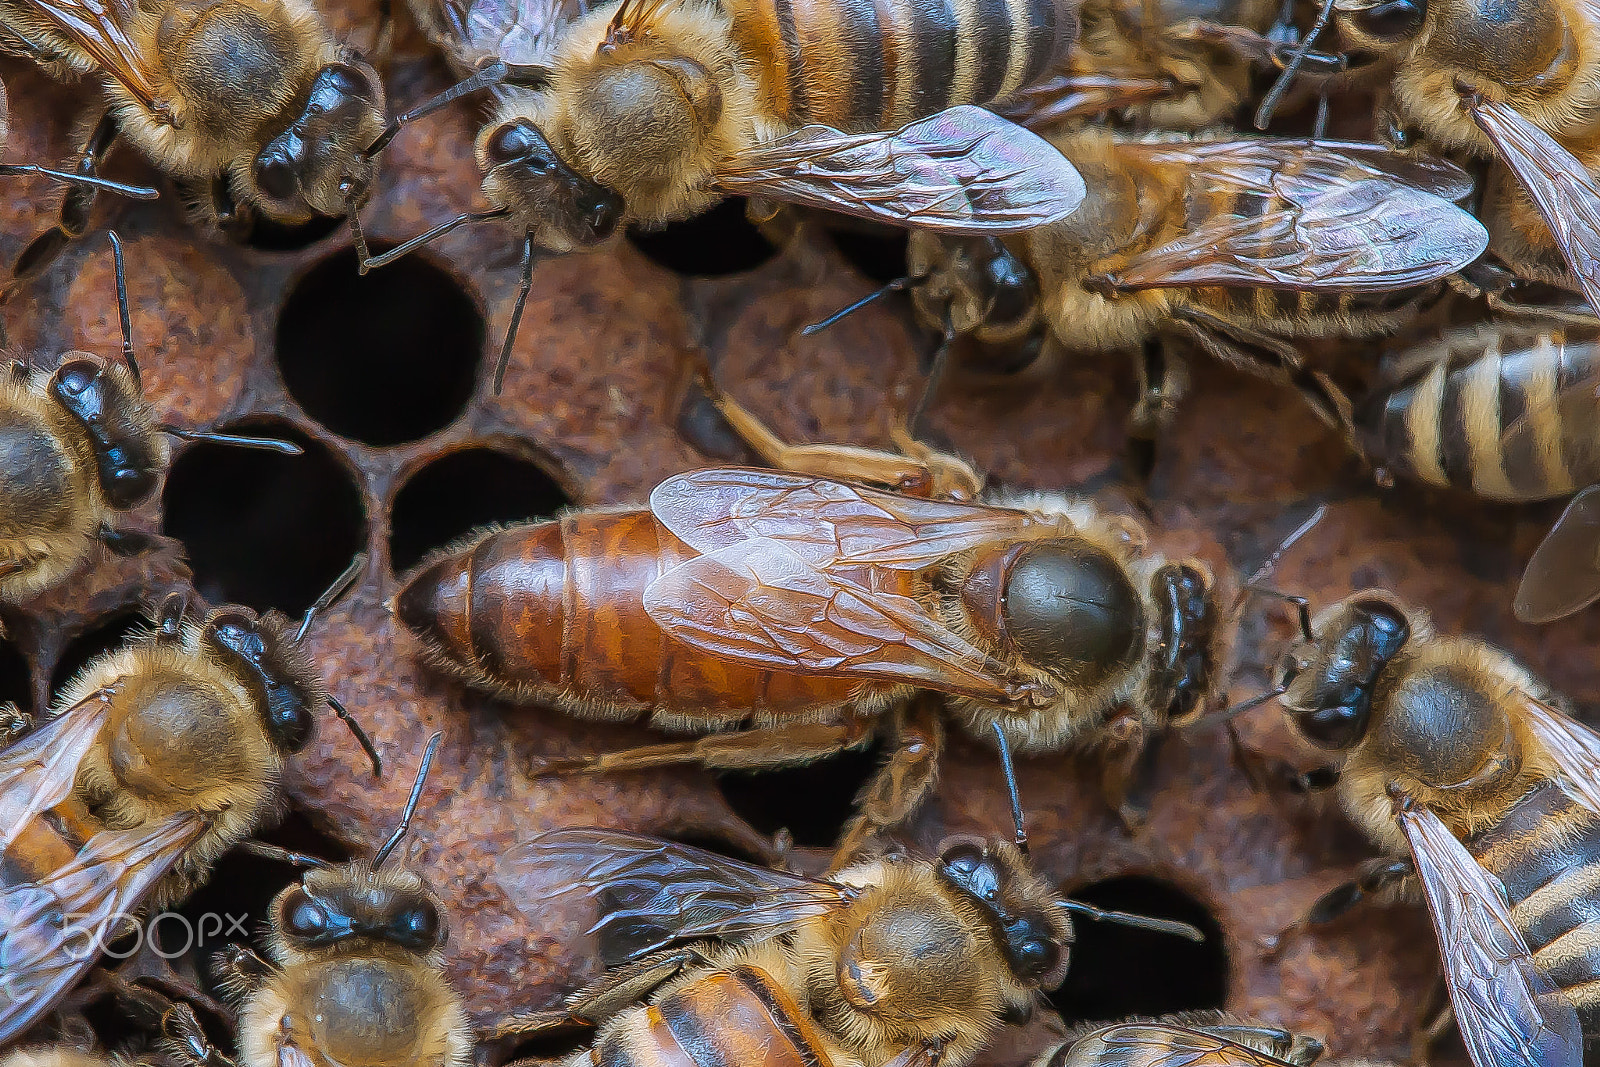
left=4, top=17, right=1587, bottom=1061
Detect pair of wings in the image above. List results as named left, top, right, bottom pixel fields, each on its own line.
left=7, top=0, right=166, bottom=115
left=1387, top=697, right=1600, bottom=1067
left=1090, top=138, right=1487, bottom=295
left=639, top=467, right=1061, bottom=704
left=1052, top=1022, right=1322, bottom=1067
left=0, top=691, right=206, bottom=1046
left=495, top=827, right=856, bottom=970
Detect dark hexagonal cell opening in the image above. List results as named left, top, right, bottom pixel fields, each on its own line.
left=161, top=421, right=366, bottom=617
left=47, top=611, right=144, bottom=699
left=388, top=447, right=571, bottom=575
left=714, top=738, right=883, bottom=850
left=277, top=245, right=484, bottom=446
left=1049, top=875, right=1228, bottom=1025
left=628, top=197, right=778, bottom=277
left=828, top=226, right=909, bottom=285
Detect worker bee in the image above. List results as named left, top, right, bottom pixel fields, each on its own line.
left=0, top=556, right=379, bottom=1046
left=377, top=0, right=1092, bottom=390
left=1035, top=1014, right=1377, bottom=1067
left=1265, top=0, right=1600, bottom=317
left=392, top=376, right=1225, bottom=844
left=1355, top=321, right=1600, bottom=624
left=156, top=733, right=471, bottom=1067
left=0, top=0, right=392, bottom=290
left=489, top=813, right=1200, bottom=1067
left=1239, top=590, right=1599, bottom=1067
left=849, top=132, right=1488, bottom=436
left=0, top=233, right=302, bottom=608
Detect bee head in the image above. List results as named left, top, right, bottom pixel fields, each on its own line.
left=202, top=607, right=326, bottom=754
left=275, top=863, right=444, bottom=955
left=252, top=60, right=388, bottom=221
left=1143, top=562, right=1221, bottom=726
left=1280, top=595, right=1411, bottom=750
left=48, top=355, right=165, bottom=511
left=478, top=119, right=624, bottom=252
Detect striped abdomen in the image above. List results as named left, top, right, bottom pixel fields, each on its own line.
left=1185, top=284, right=1427, bottom=334
left=1469, top=781, right=1600, bottom=1034
left=1358, top=325, right=1600, bottom=502
left=723, top=0, right=1075, bottom=131
left=592, top=966, right=834, bottom=1067
left=394, top=512, right=893, bottom=717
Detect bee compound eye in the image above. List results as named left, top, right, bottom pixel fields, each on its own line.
left=485, top=122, right=541, bottom=166
left=1356, top=0, right=1424, bottom=38
left=256, top=155, right=300, bottom=201
left=284, top=889, right=330, bottom=938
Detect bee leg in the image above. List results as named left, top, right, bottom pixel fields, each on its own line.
left=209, top=944, right=275, bottom=1004
left=1231, top=748, right=1339, bottom=794
left=155, top=592, right=190, bottom=644
left=1100, top=718, right=1164, bottom=834
left=527, top=719, right=875, bottom=776
left=830, top=699, right=945, bottom=872
left=1406, top=978, right=1453, bottom=1067
left=489, top=947, right=702, bottom=1056
left=1199, top=1024, right=1323, bottom=1065
left=97, top=523, right=159, bottom=557
left=1263, top=856, right=1414, bottom=956
left=3, top=111, right=120, bottom=302
left=162, top=1001, right=239, bottom=1067
left=0, top=702, right=33, bottom=747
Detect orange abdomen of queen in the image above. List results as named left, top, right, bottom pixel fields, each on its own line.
left=395, top=512, right=885, bottom=715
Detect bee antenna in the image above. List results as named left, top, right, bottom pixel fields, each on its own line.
left=802, top=273, right=928, bottom=336
left=296, top=553, right=367, bottom=643
left=1253, top=0, right=1338, bottom=130
left=349, top=209, right=372, bottom=276
left=0, top=163, right=160, bottom=199
left=106, top=231, right=139, bottom=386
left=329, top=695, right=383, bottom=778
left=159, top=425, right=305, bottom=454
left=365, top=60, right=552, bottom=159
left=492, top=232, right=540, bottom=396
left=1184, top=682, right=1290, bottom=732
left=1055, top=898, right=1206, bottom=942
left=991, top=722, right=1028, bottom=855
left=359, top=207, right=511, bottom=273
left=238, top=840, right=334, bottom=869
left=373, top=731, right=443, bottom=868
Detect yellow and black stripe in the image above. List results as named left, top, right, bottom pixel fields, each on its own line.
left=724, top=0, right=1073, bottom=130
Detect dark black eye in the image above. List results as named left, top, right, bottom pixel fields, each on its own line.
left=1018, top=937, right=1058, bottom=974
left=323, top=62, right=371, bottom=97
left=486, top=122, right=543, bottom=166
left=255, top=156, right=298, bottom=201
left=284, top=889, right=329, bottom=938
left=1294, top=701, right=1370, bottom=750
left=268, top=698, right=314, bottom=753
left=54, top=360, right=100, bottom=398
left=391, top=902, right=440, bottom=948
left=1355, top=0, right=1424, bottom=39
left=940, top=843, right=984, bottom=878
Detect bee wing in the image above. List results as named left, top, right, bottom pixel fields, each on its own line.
left=0, top=692, right=114, bottom=857
left=1522, top=691, right=1600, bottom=811
left=1106, top=140, right=1487, bottom=292
left=1137, top=139, right=1479, bottom=202
left=0, top=812, right=207, bottom=1045
left=1470, top=99, right=1600, bottom=318
left=275, top=1033, right=319, bottom=1067
left=496, top=828, right=854, bottom=967
left=14, top=0, right=163, bottom=112
left=1395, top=795, right=1583, bottom=1067
left=1514, top=485, right=1600, bottom=624
left=714, top=105, right=1087, bottom=234
left=642, top=537, right=1022, bottom=703
left=408, top=0, right=587, bottom=75
left=1076, top=1022, right=1304, bottom=1067
left=650, top=467, right=1054, bottom=570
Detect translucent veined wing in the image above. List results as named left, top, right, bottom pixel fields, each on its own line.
left=1470, top=98, right=1600, bottom=319
left=0, top=689, right=115, bottom=857
left=405, top=0, right=588, bottom=79
left=0, top=812, right=206, bottom=1045
left=649, top=467, right=1060, bottom=571
left=715, top=106, right=1087, bottom=234
left=1514, top=485, right=1600, bottom=623
left=1101, top=139, right=1486, bottom=292
left=1522, top=691, right=1600, bottom=812
left=13, top=0, right=164, bottom=112
left=1394, top=792, right=1582, bottom=1067
left=1136, top=138, right=1479, bottom=202
left=642, top=537, right=1027, bottom=703
left=1062, top=1022, right=1305, bottom=1067
left=496, top=828, right=853, bottom=968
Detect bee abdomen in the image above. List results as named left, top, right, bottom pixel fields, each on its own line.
left=1470, top=781, right=1600, bottom=1030
left=725, top=0, right=1073, bottom=131
left=596, top=967, right=833, bottom=1067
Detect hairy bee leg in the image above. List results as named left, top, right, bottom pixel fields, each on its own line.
left=210, top=944, right=275, bottom=1004
left=527, top=719, right=875, bottom=776
left=163, top=1002, right=239, bottom=1067
left=4, top=111, right=120, bottom=300
left=830, top=699, right=945, bottom=873
left=0, top=702, right=33, bottom=747
left=1407, top=979, right=1453, bottom=1067
left=1264, top=856, right=1414, bottom=957
left=1101, top=720, right=1165, bottom=834
left=490, top=947, right=703, bottom=1051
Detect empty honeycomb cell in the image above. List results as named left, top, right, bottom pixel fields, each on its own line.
left=161, top=421, right=366, bottom=616
left=277, top=244, right=484, bottom=446
left=627, top=198, right=780, bottom=276
left=388, top=446, right=572, bottom=574
left=46, top=610, right=143, bottom=698
left=826, top=226, right=910, bottom=285
left=715, top=739, right=885, bottom=848
left=1049, top=876, right=1228, bottom=1025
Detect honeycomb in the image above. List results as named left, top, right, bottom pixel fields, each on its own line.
left=5, top=13, right=1592, bottom=1062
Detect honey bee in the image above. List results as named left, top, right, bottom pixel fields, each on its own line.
left=1281, top=0, right=1600, bottom=318
left=489, top=816, right=1199, bottom=1067
left=0, top=233, right=302, bottom=608
left=876, top=131, right=1488, bottom=436
left=1035, top=1014, right=1359, bottom=1067
left=157, top=733, right=472, bottom=1067
left=0, top=555, right=379, bottom=1046
left=0, top=0, right=392, bottom=289
left=1355, top=322, right=1600, bottom=624
left=1239, top=590, right=1600, bottom=1067
left=392, top=380, right=1226, bottom=843
left=378, top=0, right=1092, bottom=390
